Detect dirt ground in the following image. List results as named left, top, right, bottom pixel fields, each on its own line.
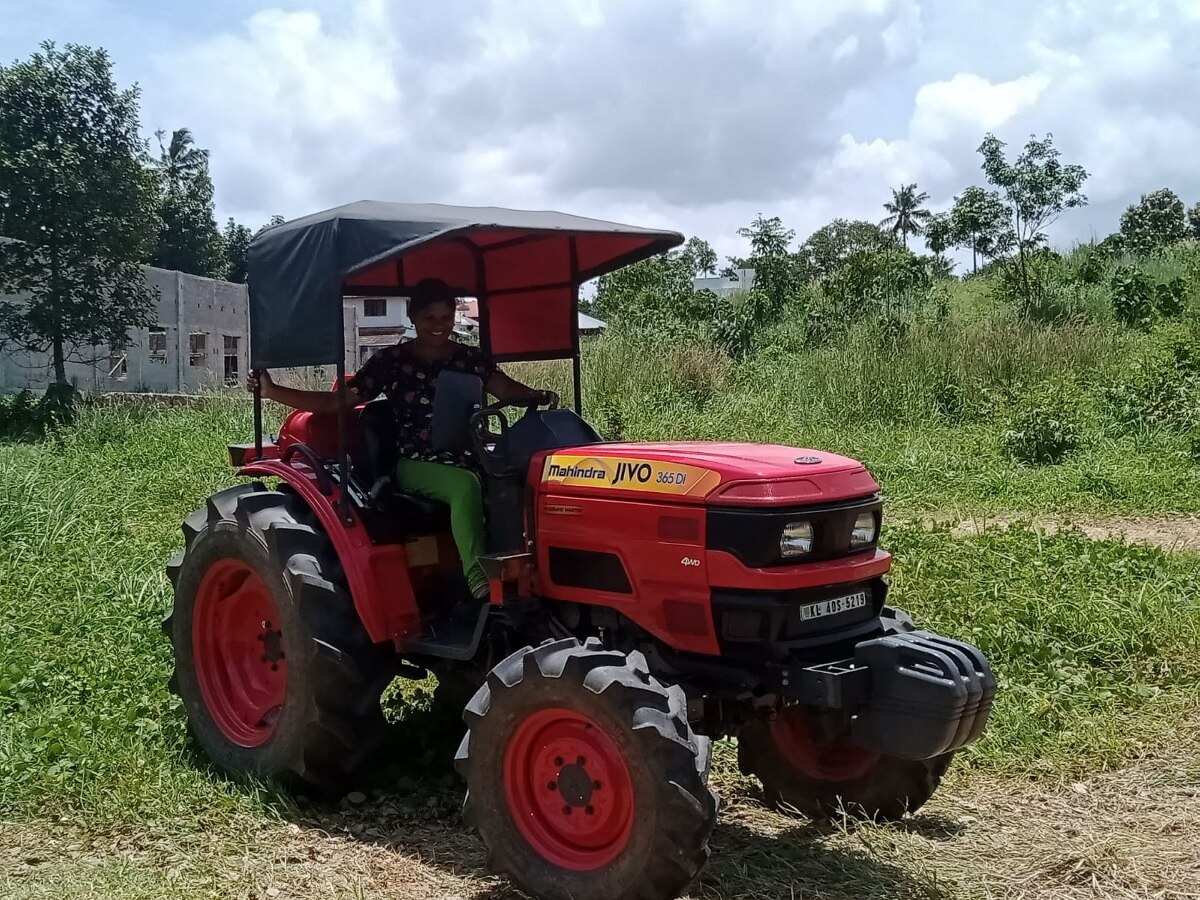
left=5, top=721, right=1197, bottom=900
left=919, top=514, right=1200, bottom=553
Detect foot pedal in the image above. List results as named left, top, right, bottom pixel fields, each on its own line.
left=401, top=601, right=489, bottom=661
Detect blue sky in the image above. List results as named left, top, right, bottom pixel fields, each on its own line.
left=2, top=0, right=1199, bottom=265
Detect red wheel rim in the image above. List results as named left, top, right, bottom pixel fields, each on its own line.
left=771, top=706, right=880, bottom=782
left=503, top=707, right=635, bottom=871
left=192, top=558, right=287, bottom=748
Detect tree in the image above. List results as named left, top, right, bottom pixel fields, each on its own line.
left=880, top=183, right=932, bottom=248
left=1119, top=189, right=1188, bottom=255
left=923, top=212, right=953, bottom=259
left=797, top=219, right=895, bottom=279
left=736, top=214, right=797, bottom=316
left=1189, top=202, right=1200, bottom=240
left=591, top=247, right=715, bottom=329
left=223, top=218, right=253, bottom=283
left=0, top=42, right=160, bottom=386
left=151, top=127, right=226, bottom=278
left=154, top=127, right=207, bottom=189
left=681, top=236, right=718, bottom=277
left=948, top=186, right=1007, bottom=274
left=737, top=214, right=794, bottom=259
left=977, top=132, right=1088, bottom=307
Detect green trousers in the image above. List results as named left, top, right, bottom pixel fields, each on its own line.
left=394, top=458, right=488, bottom=595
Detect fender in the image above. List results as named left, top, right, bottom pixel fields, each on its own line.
left=238, top=460, right=420, bottom=645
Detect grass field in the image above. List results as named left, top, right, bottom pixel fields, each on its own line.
left=4, top=272, right=1200, bottom=897
left=1, top=386, right=1197, bottom=899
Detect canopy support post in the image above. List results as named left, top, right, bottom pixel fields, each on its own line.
left=336, top=359, right=353, bottom=526
left=569, top=236, right=582, bottom=416
left=252, top=368, right=263, bottom=460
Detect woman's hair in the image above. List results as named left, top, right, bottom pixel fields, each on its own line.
left=407, top=278, right=457, bottom=319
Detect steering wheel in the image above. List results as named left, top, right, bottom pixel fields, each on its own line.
left=470, top=393, right=558, bottom=476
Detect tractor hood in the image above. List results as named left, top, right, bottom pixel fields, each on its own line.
left=537, top=442, right=879, bottom=506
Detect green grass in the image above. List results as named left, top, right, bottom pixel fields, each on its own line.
left=0, top=396, right=1196, bottom=828
left=3, top=289, right=1200, bottom=894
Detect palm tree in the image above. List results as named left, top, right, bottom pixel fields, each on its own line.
left=881, top=183, right=932, bottom=249
left=154, top=128, right=208, bottom=189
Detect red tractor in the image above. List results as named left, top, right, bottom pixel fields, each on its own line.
left=165, top=202, right=994, bottom=900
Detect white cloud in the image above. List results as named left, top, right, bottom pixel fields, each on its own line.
left=910, top=73, right=1051, bottom=143
left=4, top=0, right=1198, bottom=260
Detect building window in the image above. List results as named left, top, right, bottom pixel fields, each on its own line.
left=363, top=298, right=387, bottom=317
left=107, top=346, right=127, bottom=381
left=189, top=332, right=207, bottom=367
left=223, top=335, right=240, bottom=386
left=148, top=327, right=167, bottom=363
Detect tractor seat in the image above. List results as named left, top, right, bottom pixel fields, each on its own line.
left=354, top=399, right=451, bottom=534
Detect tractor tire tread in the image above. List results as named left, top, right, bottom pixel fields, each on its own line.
left=163, top=483, right=390, bottom=796
left=459, top=638, right=717, bottom=900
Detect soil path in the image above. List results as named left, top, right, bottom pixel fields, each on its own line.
left=923, top=513, right=1200, bottom=553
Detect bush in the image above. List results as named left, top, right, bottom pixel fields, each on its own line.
left=0, top=384, right=79, bottom=439
left=1102, top=329, right=1200, bottom=433
left=994, top=253, right=1084, bottom=325
left=1001, top=386, right=1084, bottom=465
left=711, top=297, right=761, bottom=359
left=1111, top=266, right=1156, bottom=329
left=1156, top=277, right=1187, bottom=317
left=821, top=249, right=933, bottom=321
left=1075, top=247, right=1107, bottom=285
left=932, top=374, right=968, bottom=422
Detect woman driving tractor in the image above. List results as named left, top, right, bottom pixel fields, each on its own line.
left=248, top=278, right=557, bottom=599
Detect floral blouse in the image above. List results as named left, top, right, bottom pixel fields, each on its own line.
left=352, top=340, right=496, bottom=466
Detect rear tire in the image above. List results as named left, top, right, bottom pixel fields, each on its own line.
left=164, top=483, right=393, bottom=795
left=456, top=638, right=718, bottom=900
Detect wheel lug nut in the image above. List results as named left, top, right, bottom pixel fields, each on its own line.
left=576, top=756, right=586, bottom=765
left=562, top=806, right=571, bottom=816
left=547, top=782, right=556, bottom=791
left=585, top=805, right=595, bottom=815
left=261, top=655, right=268, bottom=662
left=271, top=664, right=279, bottom=672
left=593, top=780, right=602, bottom=790
left=554, top=757, right=563, bottom=767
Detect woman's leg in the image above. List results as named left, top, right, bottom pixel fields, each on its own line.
left=394, top=458, right=488, bottom=596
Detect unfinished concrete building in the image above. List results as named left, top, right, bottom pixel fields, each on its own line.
left=0, top=267, right=250, bottom=394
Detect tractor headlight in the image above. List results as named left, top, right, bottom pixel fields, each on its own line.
left=850, top=511, right=878, bottom=548
left=780, top=521, right=814, bottom=558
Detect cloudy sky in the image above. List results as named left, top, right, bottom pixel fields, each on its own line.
left=2, top=0, right=1199, bottom=265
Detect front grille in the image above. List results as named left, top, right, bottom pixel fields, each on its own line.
left=712, top=577, right=886, bottom=661
left=706, top=494, right=882, bottom=568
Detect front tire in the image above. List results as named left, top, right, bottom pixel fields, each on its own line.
left=738, top=705, right=953, bottom=821
left=455, top=638, right=718, bottom=900
left=164, top=483, right=393, bottom=795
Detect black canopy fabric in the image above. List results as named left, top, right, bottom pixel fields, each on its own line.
left=246, top=201, right=682, bottom=369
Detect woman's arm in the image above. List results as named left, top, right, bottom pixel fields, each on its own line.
left=486, top=369, right=558, bottom=406
left=248, top=371, right=356, bottom=415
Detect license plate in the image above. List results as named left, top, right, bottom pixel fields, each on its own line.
left=800, top=590, right=868, bottom=622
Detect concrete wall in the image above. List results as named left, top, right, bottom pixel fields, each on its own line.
left=346, top=295, right=412, bottom=331
left=0, top=268, right=358, bottom=394
left=693, top=268, right=756, bottom=298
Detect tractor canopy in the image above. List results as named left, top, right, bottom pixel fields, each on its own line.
left=246, top=201, right=683, bottom=369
